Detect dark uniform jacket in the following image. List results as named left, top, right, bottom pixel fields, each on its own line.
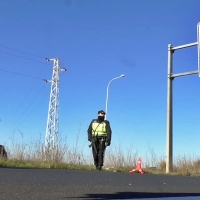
left=87, top=119, right=112, bottom=143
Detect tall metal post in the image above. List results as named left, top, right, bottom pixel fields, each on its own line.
left=165, top=22, right=200, bottom=173
left=166, top=44, right=173, bottom=173
left=166, top=42, right=198, bottom=173
left=45, top=58, right=66, bottom=149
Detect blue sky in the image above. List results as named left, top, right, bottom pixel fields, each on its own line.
left=1, top=0, right=200, bottom=161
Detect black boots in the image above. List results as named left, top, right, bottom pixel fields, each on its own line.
left=95, top=165, right=102, bottom=171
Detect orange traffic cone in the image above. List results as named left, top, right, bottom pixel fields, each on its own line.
left=129, top=157, right=145, bottom=174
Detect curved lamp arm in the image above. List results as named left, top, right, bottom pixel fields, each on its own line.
left=105, top=74, right=125, bottom=120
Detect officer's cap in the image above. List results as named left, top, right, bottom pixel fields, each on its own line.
left=98, top=110, right=106, bottom=114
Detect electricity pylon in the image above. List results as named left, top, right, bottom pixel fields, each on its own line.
left=45, top=58, right=66, bottom=150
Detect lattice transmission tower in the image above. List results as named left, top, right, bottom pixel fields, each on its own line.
left=45, top=58, right=66, bottom=149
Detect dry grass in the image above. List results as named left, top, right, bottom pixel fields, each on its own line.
left=173, top=155, right=200, bottom=176
left=1, top=135, right=200, bottom=176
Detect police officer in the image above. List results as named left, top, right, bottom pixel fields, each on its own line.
left=87, top=110, right=112, bottom=171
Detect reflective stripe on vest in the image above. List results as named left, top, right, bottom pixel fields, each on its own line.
left=92, top=121, right=107, bottom=137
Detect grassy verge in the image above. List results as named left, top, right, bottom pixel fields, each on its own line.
left=1, top=137, right=200, bottom=176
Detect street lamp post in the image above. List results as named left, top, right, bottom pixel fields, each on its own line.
left=105, top=74, right=125, bottom=120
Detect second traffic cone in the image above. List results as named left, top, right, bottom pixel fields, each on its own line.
left=129, top=157, right=145, bottom=174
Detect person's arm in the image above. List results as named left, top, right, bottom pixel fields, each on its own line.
left=87, top=120, right=94, bottom=142
left=105, top=120, right=112, bottom=145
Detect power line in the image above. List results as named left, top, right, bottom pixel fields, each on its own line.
left=0, top=50, right=49, bottom=65
left=0, top=68, right=46, bottom=81
left=0, top=45, right=45, bottom=59
left=17, top=85, right=49, bottom=129
left=4, top=80, right=45, bottom=128
left=3, top=60, right=49, bottom=129
left=9, top=83, right=48, bottom=131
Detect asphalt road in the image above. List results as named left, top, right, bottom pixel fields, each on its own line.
left=0, top=167, right=200, bottom=200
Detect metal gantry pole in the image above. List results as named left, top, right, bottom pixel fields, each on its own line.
left=166, top=42, right=198, bottom=173
left=166, top=44, right=173, bottom=173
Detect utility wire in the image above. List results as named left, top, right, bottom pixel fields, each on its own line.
left=0, top=50, right=49, bottom=65
left=0, top=45, right=64, bottom=135
left=4, top=79, right=46, bottom=128
left=16, top=84, right=49, bottom=129
left=4, top=60, right=49, bottom=128
left=0, top=45, right=45, bottom=59
left=0, top=68, right=46, bottom=81
left=9, top=83, right=47, bottom=131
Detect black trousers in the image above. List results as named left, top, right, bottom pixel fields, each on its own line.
left=92, top=138, right=106, bottom=167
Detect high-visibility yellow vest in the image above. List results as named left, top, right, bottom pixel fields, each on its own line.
left=92, top=121, right=107, bottom=137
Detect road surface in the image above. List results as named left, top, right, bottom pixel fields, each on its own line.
left=0, top=167, right=200, bottom=199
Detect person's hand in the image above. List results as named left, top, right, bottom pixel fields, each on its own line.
left=105, top=140, right=110, bottom=146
